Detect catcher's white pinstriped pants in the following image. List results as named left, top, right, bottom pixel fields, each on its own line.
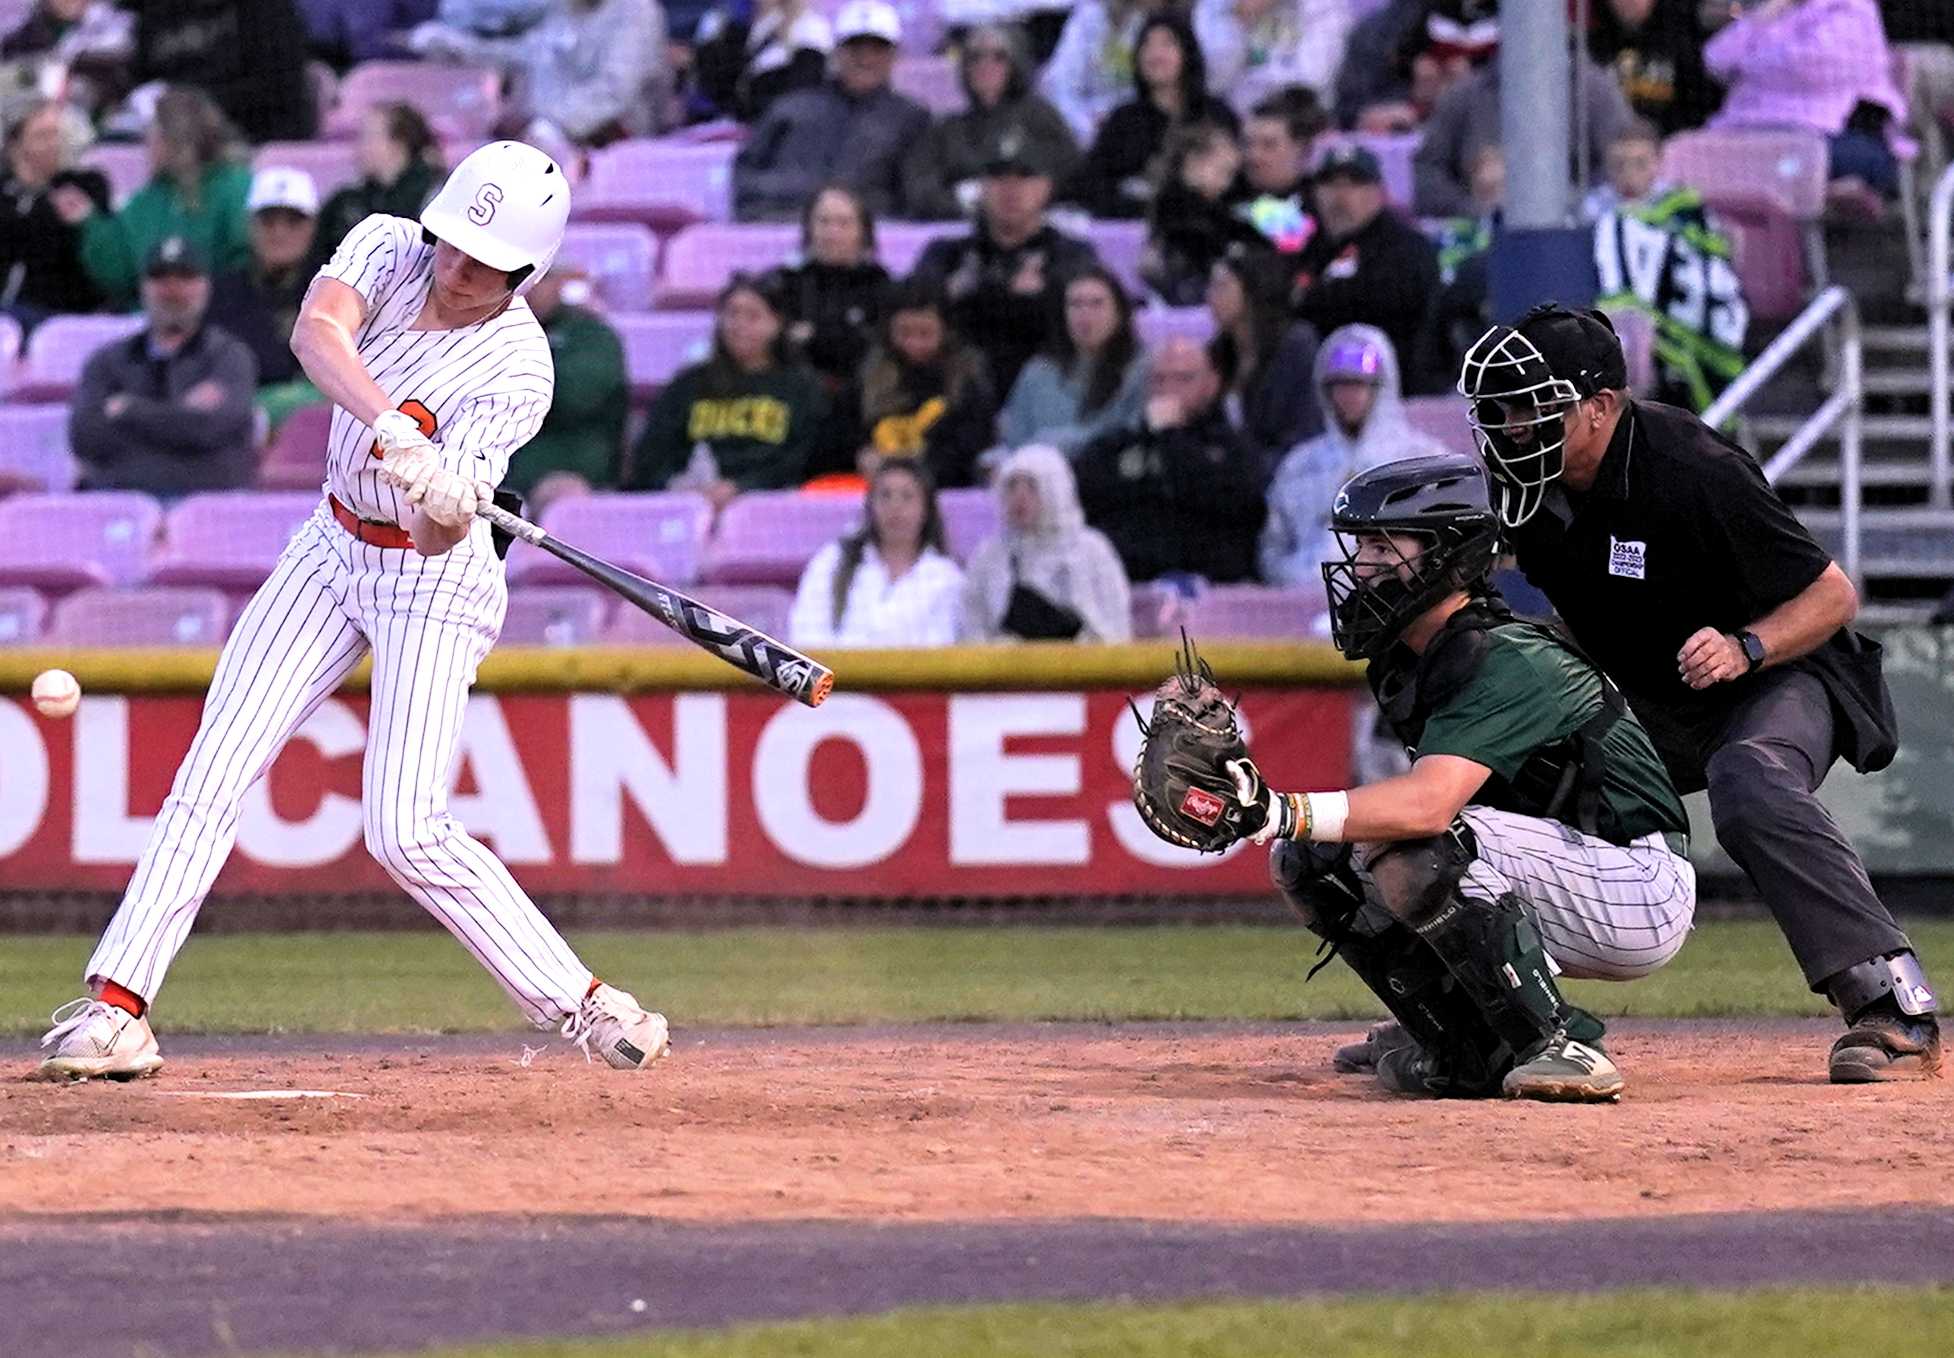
left=86, top=506, right=594, bottom=1025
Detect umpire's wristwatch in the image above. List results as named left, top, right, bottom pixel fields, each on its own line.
left=1736, top=630, right=1767, bottom=673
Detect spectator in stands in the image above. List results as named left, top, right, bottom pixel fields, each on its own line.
left=912, top=130, right=1100, bottom=397
left=1206, top=242, right=1321, bottom=475
left=0, top=98, right=110, bottom=329
left=688, top=0, right=830, bottom=123
left=1414, top=45, right=1635, bottom=216
left=626, top=273, right=826, bottom=504
left=1042, top=0, right=1170, bottom=144
left=1197, top=0, right=1352, bottom=116
left=731, top=0, right=926, bottom=221
left=1423, top=142, right=1501, bottom=385
left=1234, top=86, right=1327, bottom=256
left=1067, top=13, right=1239, bottom=220
left=788, top=458, right=964, bottom=647
left=1258, top=323, right=1443, bottom=590
left=69, top=236, right=257, bottom=497
left=438, top=0, right=551, bottom=33
left=297, top=0, right=436, bottom=68
left=900, top=22, right=1079, bottom=223
left=1587, top=0, right=1720, bottom=136
left=997, top=264, right=1146, bottom=458
left=55, top=85, right=252, bottom=311
left=1881, top=1, right=1954, bottom=212
left=1292, top=144, right=1440, bottom=392
left=1702, top=0, right=1911, bottom=199
left=770, top=184, right=890, bottom=396
left=959, top=442, right=1132, bottom=642
left=0, top=1, right=133, bottom=116
left=411, top=0, right=670, bottom=146
left=316, top=103, right=446, bottom=256
left=849, top=278, right=997, bottom=489
left=506, top=269, right=628, bottom=497
left=1336, top=0, right=1497, bottom=134
left=1143, top=122, right=1268, bottom=305
left=124, top=0, right=317, bottom=143
left=205, top=167, right=325, bottom=429
left=1073, top=336, right=1265, bottom=583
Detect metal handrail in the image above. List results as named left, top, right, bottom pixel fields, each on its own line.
left=1703, top=285, right=1864, bottom=586
left=1930, top=162, right=1954, bottom=509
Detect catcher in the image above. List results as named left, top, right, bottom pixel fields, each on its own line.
left=1133, top=454, right=1697, bottom=1101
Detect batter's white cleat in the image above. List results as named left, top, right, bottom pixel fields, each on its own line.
left=562, top=983, right=670, bottom=1070
left=35, top=998, right=165, bottom=1082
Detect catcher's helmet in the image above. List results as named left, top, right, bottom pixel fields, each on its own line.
left=420, top=140, right=570, bottom=295
left=1321, top=454, right=1501, bottom=660
left=1457, top=304, right=1627, bottom=528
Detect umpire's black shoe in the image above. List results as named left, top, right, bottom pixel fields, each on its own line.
left=1830, top=1005, right=1944, bottom=1083
left=1332, top=1020, right=1412, bottom=1073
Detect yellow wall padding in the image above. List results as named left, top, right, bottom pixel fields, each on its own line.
left=0, top=641, right=1364, bottom=695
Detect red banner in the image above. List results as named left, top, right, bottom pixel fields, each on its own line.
left=0, top=688, right=1354, bottom=897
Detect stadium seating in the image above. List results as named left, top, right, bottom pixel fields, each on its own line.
left=655, top=223, right=799, bottom=308
left=578, top=140, right=738, bottom=231
left=556, top=222, right=660, bottom=312
left=0, top=492, right=160, bottom=591
left=1135, top=306, right=1214, bottom=349
left=1179, top=583, right=1329, bottom=639
left=0, top=587, right=47, bottom=645
left=253, top=140, right=363, bottom=200
left=15, top=314, right=145, bottom=402
left=0, top=404, right=78, bottom=493
left=700, top=491, right=861, bottom=585
left=1349, top=132, right=1421, bottom=207
left=145, top=492, right=318, bottom=592
left=1129, top=581, right=1184, bottom=639
left=1401, top=396, right=1476, bottom=456
left=326, top=62, right=502, bottom=140
left=613, top=311, right=716, bottom=398
left=936, top=487, right=999, bottom=563
left=46, top=585, right=230, bottom=647
left=1082, top=219, right=1148, bottom=295
left=602, top=584, right=792, bottom=645
left=499, top=585, right=611, bottom=645
left=505, top=491, right=714, bottom=586
left=1661, top=129, right=1829, bottom=322
left=260, top=404, right=334, bottom=491
left=893, top=55, right=963, bottom=115
left=80, top=142, right=150, bottom=208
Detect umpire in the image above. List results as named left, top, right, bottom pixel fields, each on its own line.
left=1456, top=304, right=1941, bottom=1082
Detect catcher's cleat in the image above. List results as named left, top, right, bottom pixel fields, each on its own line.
left=562, top=983, right=671, bottom=1070
left=1829, top=1011, right=1943, bottom=1083
left=1333, top=1020, right=1412, bottom=1074
left=1502, top=1033, right=1623, bottom=1103
left=34, top=998, right=165, bottom=1082
left=1373, top=1042, right=1449, bottom=1097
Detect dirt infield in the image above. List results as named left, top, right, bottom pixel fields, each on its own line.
left=3, top=1020, right=1951, bottom=1356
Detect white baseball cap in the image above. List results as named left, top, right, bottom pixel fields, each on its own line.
left=248, top=166, right=320, bottom=217
left=834, top=0, right=901, bottom=45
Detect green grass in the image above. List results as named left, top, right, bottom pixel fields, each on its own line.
left=329, top=1288, right=1954, bottom=1358
left=7, top=919, right=1950, bottom=1036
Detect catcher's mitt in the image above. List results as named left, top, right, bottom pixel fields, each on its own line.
left=1130, top=636, right=1259, bottom=853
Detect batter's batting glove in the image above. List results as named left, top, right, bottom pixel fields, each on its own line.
left=419, top=469, right=494, bottom=530
left=378, top=444, right=442, bottom=501
left=373, top=409, right=434, bottom=454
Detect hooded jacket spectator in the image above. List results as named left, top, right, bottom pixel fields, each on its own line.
left=901, top=24, right=1080, bottom=222
left=959, top=443, right=1133, bottom=642
left=126, top=0, right=318, bottom=142
left=1196, top=0, right=1352, bottom=115
left=1257, top=323, right=1445, bottom=590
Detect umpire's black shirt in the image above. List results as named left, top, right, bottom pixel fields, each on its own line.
left=1503, top=399, right=1836, bottom=789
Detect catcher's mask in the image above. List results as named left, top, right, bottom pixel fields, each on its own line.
left=1457, top=304, right=1627, bottom=528
left=1322, top=454, right=1500, bottom=660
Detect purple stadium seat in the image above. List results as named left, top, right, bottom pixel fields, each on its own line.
left=1600, top=305, right=1657, bottom=395
left=700, top=491, right=861, bottom=585
left=1661, top=129, right=1828, bottom=322
left=0, top=492, right=160, bottom=591
left=614, top=311, right=716, bottom=399
left=47, top=586, right=230, bottom=647
left=0, top=404, right=77, bottom=493
left=260, top=403, right=334, bottom=491
left=1129, top=580, right=1184, bottom=639
left=1402, top=396, right=1476, bottom=457
left=654, top=223, right=799, bottom=307
left=936, top=487, right=999, bottom=563
left=1083, top=219, right=1148, bottom=294
left=877, top=221, right=966, bottom=276
left=146, top=492, right=319, bottom=591
left=1348, top=133, right=1421, bottom=207
left=556, top=223, right=659, bottom=312
left=579, top=140, right=738, bottom=231
left=0, top=587, right=47, bottom=645
left=80, top=142, right=151, bottom=207
left=1179, top=584, right=1327, bottom=640
left=16, top=315, right=145, bottom=402
left=1135, top=306, right=1214, bottom=349
left=892, top=54, right=963, bottom=114
left=0, top=312, right=19, bottom=394
left=499, top=586, right=611, bottom=645
left=504, top=491, right=712, bottom=586
left=327, top=62, right=502, bottom=140
left=253, top=142, right=362, bottom=199
left=603, top=584, right=792, bottom=645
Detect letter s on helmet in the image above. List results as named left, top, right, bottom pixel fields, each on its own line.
left=420, top=140, right=570, bottom=295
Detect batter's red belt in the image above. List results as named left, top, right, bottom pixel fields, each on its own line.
left=329, top=494, right=414, bottom=549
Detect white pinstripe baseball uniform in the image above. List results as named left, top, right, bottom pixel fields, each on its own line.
left=85, top=214, right=596, bottom=1027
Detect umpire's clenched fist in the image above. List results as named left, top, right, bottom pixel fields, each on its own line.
left=1677, top=627, right=1750, bottom=689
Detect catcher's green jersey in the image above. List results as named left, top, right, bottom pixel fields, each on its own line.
left=1414, top=623, right=1687, bottom=842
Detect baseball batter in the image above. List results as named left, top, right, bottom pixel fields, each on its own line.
left=36, top=141, right=669, bottom=1080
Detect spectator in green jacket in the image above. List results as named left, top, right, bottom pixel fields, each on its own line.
left=316, top=102, right=446, bottom=255
left=505, top=269, right=629, bottom=499
left=626, top=273, right=827, bottom=506
left=52, top=85, right=251, bottom=310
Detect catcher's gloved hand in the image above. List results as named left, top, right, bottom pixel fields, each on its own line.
left=1227, top=757, right=1298, bottom=845
left=1131, top=637, right=1272, bottom=853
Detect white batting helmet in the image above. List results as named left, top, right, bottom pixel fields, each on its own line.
left=420, top=140, right=571, bottom=294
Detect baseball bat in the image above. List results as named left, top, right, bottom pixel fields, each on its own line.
left=477, top=501, right=834, bottom=708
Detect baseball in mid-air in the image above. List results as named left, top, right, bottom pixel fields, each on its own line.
left=31, top=668, right=81, bottom=719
